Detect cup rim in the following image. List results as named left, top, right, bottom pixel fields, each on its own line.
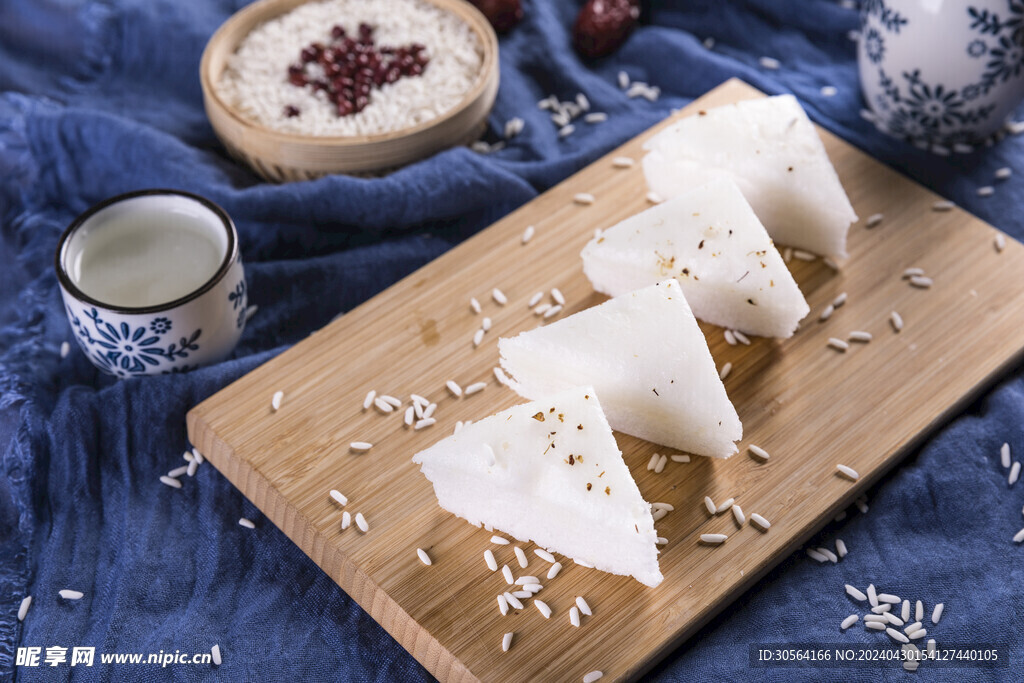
left=55, top=189, right=239, bottom=315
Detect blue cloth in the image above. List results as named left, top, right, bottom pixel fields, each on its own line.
left=2, top=1, right=1022, bottom=680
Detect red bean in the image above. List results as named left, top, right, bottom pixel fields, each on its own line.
left=468, top=0, right=523, bottom=33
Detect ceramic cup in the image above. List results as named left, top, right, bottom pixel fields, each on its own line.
left=858, top=0, right=1024, bottom=147
left=55, top=189, right=247, bottom=377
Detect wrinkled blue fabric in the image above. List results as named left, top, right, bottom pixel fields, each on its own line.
left=2, top=1, right=1023, bottom=681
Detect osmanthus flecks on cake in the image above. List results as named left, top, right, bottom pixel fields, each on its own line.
left=580, top=177, right=809, bottom=338
left=412, top=386, right=663, bottom=587
left=498, top=279, right=741, bottom=458
left=642, top=94, right=857, bottom=259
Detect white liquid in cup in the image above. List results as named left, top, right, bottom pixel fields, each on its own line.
left=65, top=195, right=228, bottom=308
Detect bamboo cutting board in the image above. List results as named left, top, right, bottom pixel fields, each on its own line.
left=187, top=79, right=1024, bottom=681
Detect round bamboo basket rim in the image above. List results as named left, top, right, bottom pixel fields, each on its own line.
left=199, top=0, right=498, bottom=148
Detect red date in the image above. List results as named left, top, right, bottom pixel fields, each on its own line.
left=468, top=0, right=524, bottom=33
left=573, top=0, right=640, bottom=59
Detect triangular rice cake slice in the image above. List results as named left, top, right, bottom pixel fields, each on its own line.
left=642, top=94, right=857, bottom=258
left=412, top=386, right=662, bottom=587
left=499, top=279, right=741, bottom=458
left=581, top=177, right=809, bottom=338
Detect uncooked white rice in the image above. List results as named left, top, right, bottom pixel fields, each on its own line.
left=574, top=557, right=594, bottom=568
left=491, top=535, right=510, bottom=545
left=503, top=591, right=523, bottom=609
left=330, top=489, right=348, bottom=505
left=865, top=621, right=885, bottom=630
left=819, top=304, right=835, bottom=322
left=350, top=441, right=373, bottom=452
left=574, top=595, right=592, bottom=616
left=732, top=330, right=751, bottom=345
left=558, top=124, right=576, bottom=138
left=890, top=310, right=903, bottom=332
left=514, top=546, right=528, bottom=568
left=836, top=464, right=859, bottom=480
left=841, top=614, right=859, bottom=629
left=521, top=225, right=535, bottom=244
left=168, top=465, right=188, bottom=478
left=1010, top=461, right=1020, bottom=485
left=887, top=627, right=910, bottom=643
left=341, top=510, right=351, bottom=529
left=909, top=275, right=933, bottom=288
left=1002, top=442, right=1011, bottom=468
left=547, top=562, right=562, bottom=579
left=817, top=547, right=838, bottom=562
left=932, top=200, right=955, bottom=211
left=492, top=288, right=508, bottom=305
left=417, top=548, right=432, bottom=565
left=704, top=496, right=717, bottom=515
left=484, top=549, right=498, bottom=571
left=18, top=596, right=31, bottom=621
left=846, top=584, right=867, bottom=601
left=446, top=380, right=463, bottom=397
left=646, top=191, right=664, bottom=204
left=535, top=600, right=552, bottom=619
left=239, top=517, right=256, bottom=529
left=501, top=632, right=513, bottom=652
left=543, top=305, right=563, bottom=319
left=828, top=337, right=849, bottom=351
left=978, top=185, right=995, bottom=197
left=700, top=533, right=728, bottom=544
left=903, top=620, right=921, bottom=633
left=160, top=476, right=182, bottom=489
left=583, top=672, right=603, bottom=683
left=836, top=539, right=847, bottom=557
left=473, top=328, right=484, bottom=347
left=535, top=548, right=556, bottom=563
left=551, top=288, right=565, bottom=305
left=759, top=56, right=781, bottom=69
left=806, top=548, right=828, bottom=562
left=848, top=330, right=872, bottom=342
left=932, top=603, right=944, bottom=623
left=612, top=156, right=634, bottom=168
left=792, top=249, right=817, bottom=261
left=465, top=382, right=487, bottom=395
left=656, top=536, right=668, bottom=545
left=523, top=584, right=543, bottom=593
left=671, top=455, right=691, bottom=463
left=59, top=590, right=84, bottom=600
left=187, top=459, right=199, bottom=477
left=995, top=166, right=1013, bottom=179
left=497, top=594, right=509, bottom=615
left=872, top=604, right=891, bottom=614
left=865, top=213, right=883, bottom=228
left=731, top=504, right=745, bottom=526
left=908, top=628, right=927, bottom=640
left=373, top=397, right=394, bottom=413
left=60, top=341, right=70, bottom=358
left=191, top=448, right=204, bottom=464
left=528, top=291, right=543, bottom=307
left=414, top=417, right=436, bottom=430
left=916, top=600, right=924, bottom=622
left=719, top=362, right=732, bottom=380
left=505, top=117, right=524, bottom=139
left=512, top=590, right=531, bottom=599
left=573, top=193, right=595, bottom=205
left=534, top=303, right=551, bottom=316
left=654, top=454, right=668, bottom=473
left=502, top=565, right=514, bottom=584
left=995, top=233, right=1006, bottom=252
left=585, top=112, right=607, bottom=123
left=271, top=390, right=284, bottom=411
left=716, top=497, right=735, bottom=514
left=493, top=367, right=509, bottom=385
left=748, top=444, right=770, bottom=461
left=724, top=329, right=737, bottom=345
left=404, top=406, right=415, bottom=425
left=355, top=512, right=369, bottom=532
left=570, top=605, right=581, bottom=627
left=216, top=0, right=483, bottom=137
left=211, top=644, right=222, bottom=666
left=362, top=390, right=377, bottom=410
left=750, top=513, right=771, bottom=530
left=832, top=292, right=847, bottom=308
left=878, top=593, right=900, bottom=603
left=902, top=600, right=912, bottom=622
left=821, top=85, right=837, bottom=97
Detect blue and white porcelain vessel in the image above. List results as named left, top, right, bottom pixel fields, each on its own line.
left=56, top=189, right=246, bottom=377
left=859, top=0, right=1024, bottom=147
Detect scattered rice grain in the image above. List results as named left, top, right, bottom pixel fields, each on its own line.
left=846, top=584, right=867, bottom=601
left=547, top=562, right=562, bottom=579
left=570, top=605, right=581, bottom=627
left=470, top=297, right=481, bottom=314
left=18, top=596, right=31, bottom=621
left=502, top=565, right=514, bottom=584
left=865, top=213, right=884, bottom=228
left=350, top=441, right=372, bottom=452
left=211, top=644, right=221, bottom=666
left=1010, top=461, right=1020, bottom=485
left=271, top=390, right=284, bottom=411
left=750, top=513, right=771, bottom=530
left=978, top=185, right=995, bottom=197
left=932, top=200, right=955, bottom=211
left=573, top=193, right=595, bottom=205
left=514, top=546, right=528, bottom=568
left=485, top=549, right=498, bottom=571
left=583, top=671, right=603, bottom=683
left=491, top=535, right=510, bottom=545
left=932, top=603, right=944, bottom=623
left=793, top=250, right=817, bottom=261
left=576, top=595, right=592, bottom=616
left=819, top=304, right=835, bottom=322
left=887, top=627, right=910, bottom=643
left=446, top=380, right=463, bottom=397
left=612, top=156, right=634, bottom=168
left=716, top=497, right=735, bottom=514
left=732, top=504, right=745, bottom=526
left=465, top=382, right=487, bottom=395
left=749, top=444, right=770, bottom=461
left=733, top=330, right=751, bottom=345
left=535, top=600, right=552, bottom=619
left=719, top=362, right=732, bottom=380
left=995, top=233, right=1006, bottom=252
left=704, top=496, right=717, bottom=515
left=890, top=311, right=904, bottom=332
left=355, top=512, right=369, bottom=533
left=671, top=455, right=691, bottom=463
left=160, top=476, right=182, bottom=489
left=841, top=614, right=859, bottom=629
left=330, top=490, right=348, bottom=506
left=492, top=288, right=508, bottom=305
left=836, top=539, right=847, bottom=557
left=59, top=590, right=84, bottom=600
left=759, top=56, right=781, bottom=69
left=417, top=548, right=432, bottom=566
left=341, top=511, right=351, bottom=529
left=502, top=632, right=513, bottom=652
left=414, top=418, right=436, bottom=430
left=535, top=548, right=556, bottom=563
left=701, top=533, right=728, bottom=544
left=828, top=337, right=849, bottom=351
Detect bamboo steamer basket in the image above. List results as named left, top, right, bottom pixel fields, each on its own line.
left=200, top=0, right=499, bottom=182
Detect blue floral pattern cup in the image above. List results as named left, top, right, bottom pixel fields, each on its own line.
left=56, top=190, right=247, bottom=377
left=859, top=0, right=1024, bottom=147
